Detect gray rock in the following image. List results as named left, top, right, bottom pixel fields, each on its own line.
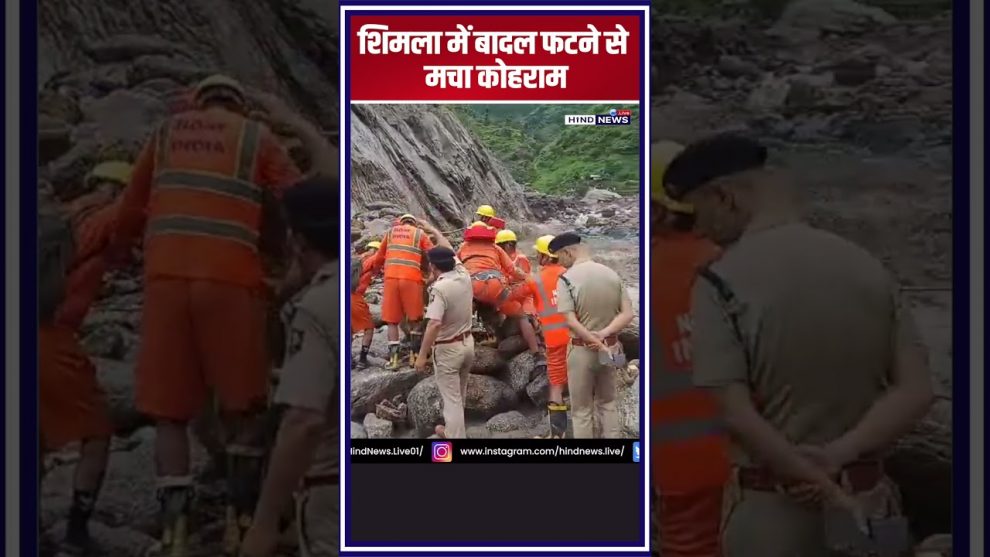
left=46, top=520, right=157, bottom=557
left=79, top=89, right=168, bottom=149
left=42, top=427, right=210, bottom=537
left=746, top=75, right=791, bottom=111
left=127, top=55, right=208, bottom=87
left=525, top=373, right=550, bottom=408
left=830, top=57, right=877, bottom=86
left=407, top=375, right=518, bottom=436
left=351, top=421, right=368, bottom=439
left=470, top=345, right=507, bottom=376
left=43, top=138, right=101, bottom=198
left=774, top=0, right=897, bottom=36
left=497, top=334, right=529, bottom=362
left=717, top=55, right=761, bottom=79
left=618, top=326, right=640, bottom=362
left=617, top=369, right=641, bottom=439
left=93, top=358, right=148, bottom=435
left=363, top=413, right=394, bottom=439
left=582, top=188, right=623, bottom=203
left=350, top=369, right=425, bottom=420
left=486, top=411, right=529, bottom=433
left=503, top=351, right=537, bottom=396
left=84, top=35, right=188, bottom=64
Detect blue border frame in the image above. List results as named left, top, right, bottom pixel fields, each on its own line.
left=341, top=4, right=650, bottom=553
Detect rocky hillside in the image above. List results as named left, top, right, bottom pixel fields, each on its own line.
left=350, top=104, right=532, bottom=230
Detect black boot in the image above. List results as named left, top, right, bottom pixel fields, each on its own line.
left=359, top=345, right=370, bottom=366
left=548, top=402, right=569, bottom=439
left=59, top=489, right=98, bottom=556
left=388, top=343, right=401, bottom=370
left=157, top=483, right=193, bottom=557
left=223, top=451, right=265, bottom=556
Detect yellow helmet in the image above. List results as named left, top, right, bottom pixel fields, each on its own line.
left=470, top=220, right=490, bottom=228
left=533, top=235, right=556, bottom=256
left=495, top=229, right=517, bottom=244
left=398, top=213, right=417, bottom=224
left=650, top=140, right=694, bottom=214
left=86, top=161, right=133, bottom=187
left=366, top=241, right=382, bottom=250
left=194, top=74, right=246, bottom=106
left=475, top=205, right=496, bottom=218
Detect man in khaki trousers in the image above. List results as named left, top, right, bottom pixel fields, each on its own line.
left=414, top=244, right=475, bottom=439
left=549, top=232, right=635, bottom=439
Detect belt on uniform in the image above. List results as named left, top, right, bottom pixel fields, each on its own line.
left=435, top=332, right=470, bottom=345
left=302, top=474, right=339, bottom=490
left=738, top=460, right=884, bottom=494
left=571, top=335, right=619, bottom=348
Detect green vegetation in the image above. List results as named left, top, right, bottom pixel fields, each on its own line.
left=452, top=104, right=641, bottom=196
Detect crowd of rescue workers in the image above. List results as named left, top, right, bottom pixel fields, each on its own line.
left=38, top=74, right=937, bottom=557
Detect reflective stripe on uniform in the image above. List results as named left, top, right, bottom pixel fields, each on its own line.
left=385, top=258, right=421, bottom=269
left=153, top=171, right=263, bottom=204
left=540, top=322, right=569, bottom=332
left=652, top=416, right=725, bottom=444
left=533, top=274, right=560, bottom=319
left=148, top=215, right=259, bottom=250
left=472, top=270, right=504, bottom=282
left=235, top=121, right=262, bottom=181
left=388, top=244, right=423, bottom=256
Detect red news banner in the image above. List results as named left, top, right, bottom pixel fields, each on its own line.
left=349, top=15, right=642, bottom=102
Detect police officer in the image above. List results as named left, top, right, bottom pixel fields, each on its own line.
left=549, top=232, right=635, bottom=439
left=414, top=243, right=475, bottom=439
left=670, top=133, right=933, bottom=556
left=241, top=176, right=340, bottom=557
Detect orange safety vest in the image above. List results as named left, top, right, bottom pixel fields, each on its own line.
left=532, top=263, right=568, bottom=347
left=383, top=224, right=426, bottom=282
left=143, top=109, right=269, bottom=288
left=651, top=232, right=730, bottom=493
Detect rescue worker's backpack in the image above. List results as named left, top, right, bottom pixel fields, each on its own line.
left=38, top=194, right=76, bottom=324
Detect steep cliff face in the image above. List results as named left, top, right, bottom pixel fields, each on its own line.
left=350, top=104, right=531, bottom=230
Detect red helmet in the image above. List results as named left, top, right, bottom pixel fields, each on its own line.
left=463, top=222, right=497, bottom=242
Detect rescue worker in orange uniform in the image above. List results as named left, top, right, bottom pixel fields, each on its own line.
left=650, top=140, right=730, bottom=557
left=39, top=162, right=131, bottom=556
left=369, top=214, right=436, bottom=369
left=531, top=234, right=571, bottom=438
left=110, top=74, right=308, bottom=555
left=352, top=240, right=381, bottom=367
left=474, top=204, right=497, bottom=226
left=495, top=229, right=531, bottom=274
left=458, top=222, right=546, bottom=366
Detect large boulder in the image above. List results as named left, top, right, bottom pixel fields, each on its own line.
left=773, top=0, right=897, bottom=38
left=470, top=345, right=507, bottom=376
left=497, top=334, right=529, bottom=360
left=350, top=369, right=425, bottom=420
left=363, top=413, right=394, bottom=439
left=525, top=373, right=550, bottom=408
left=407, top=375, right=518, bottom=436
left=616, top=364, right=641, bottom=439
left=618, top=325, right=640, bottom=362
left=486, top=411, right=529, bottom=434
left=502, top=351, right=538, bottom=397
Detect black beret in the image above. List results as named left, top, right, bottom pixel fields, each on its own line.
left=427, top=246, right=456, bottom=265
left=663, top=133, right=768, bottom=199
left=548, top=232, right=581, bottom=254
left=283, top=176, right=340, bottom=231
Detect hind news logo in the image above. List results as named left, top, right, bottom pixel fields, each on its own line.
left=564, top=108, right=632, bottom=126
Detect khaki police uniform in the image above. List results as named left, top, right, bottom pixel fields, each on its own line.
left=690, top=222, right=923, bottom=557
left=424, top=262, right=475, bottom=439
left=275, top=263, right=340, bottom=557
left=556, top=259, right=632, bottom=439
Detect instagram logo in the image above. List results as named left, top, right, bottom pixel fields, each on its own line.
left=431, top=441, right=453, bottom=463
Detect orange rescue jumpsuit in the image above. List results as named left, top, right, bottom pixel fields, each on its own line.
left=532, top=262, right=568, bottom=386
left=350, top=254, right=377, bottom=333
left=370, top=224, right=434, bottom=324
left=112, top=106, right=301, bottom=422
left=457, top=242, right=531, bottom=317
left=651, top=231, right=730, bottom=557
left=40, top=202, right=120, bottom=450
